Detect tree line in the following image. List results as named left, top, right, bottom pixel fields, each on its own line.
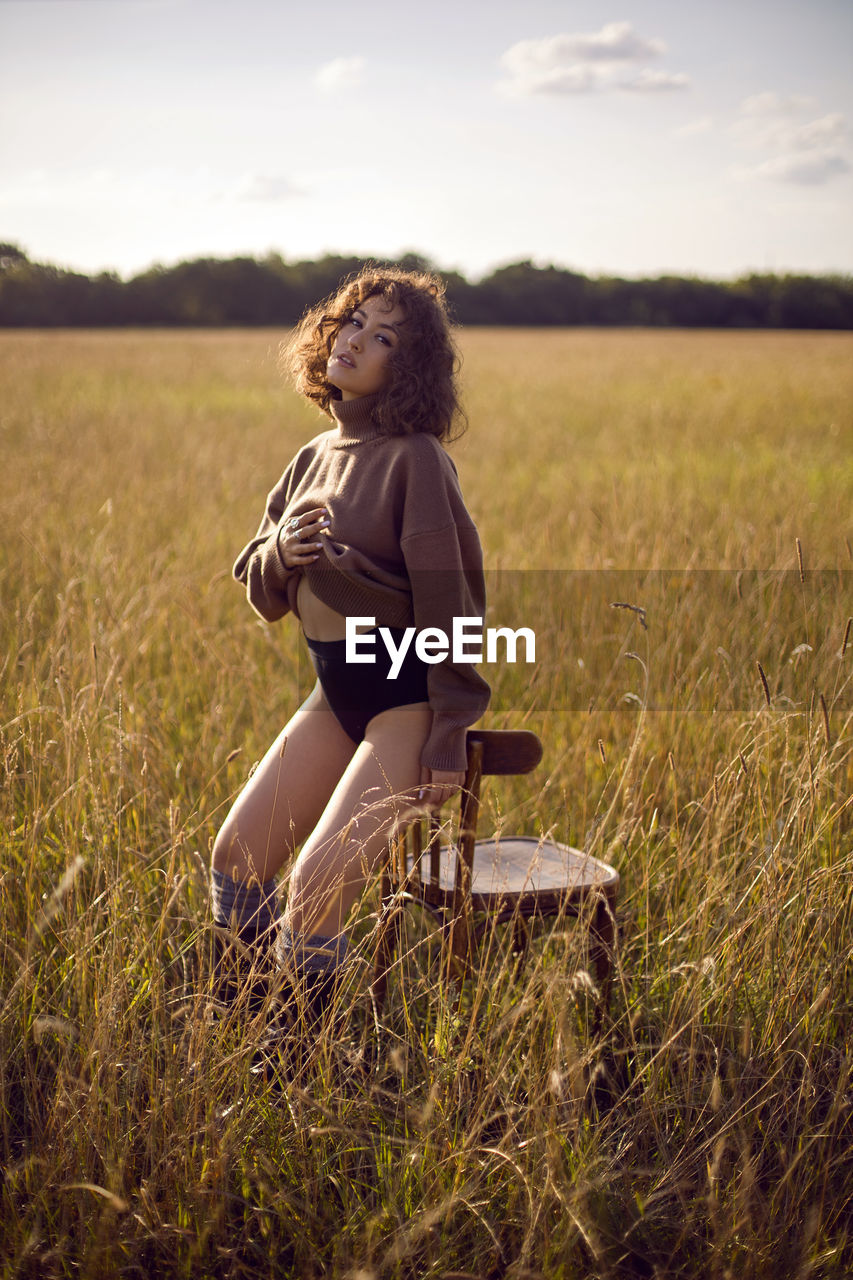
left=1, top=242, right=851, bottom=329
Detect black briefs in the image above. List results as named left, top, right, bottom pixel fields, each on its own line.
left=305, top=628, right=430, bottom=743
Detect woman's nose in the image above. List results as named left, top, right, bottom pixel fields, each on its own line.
left=347, top=329, right=361, bottom=350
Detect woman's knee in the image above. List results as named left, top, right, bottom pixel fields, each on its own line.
left=211, top=811, right=255, bottom=878
left=210, top=791, right=296, bottom=881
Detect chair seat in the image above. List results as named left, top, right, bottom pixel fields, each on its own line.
left=412, top=835, right=619, bottom=913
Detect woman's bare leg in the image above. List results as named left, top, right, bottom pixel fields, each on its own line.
left=211, top=682, right=358, bottom=885
left=283, top=701, right=432, bottom=940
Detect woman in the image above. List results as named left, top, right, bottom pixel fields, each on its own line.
left=210, top=266, right=490, bottom=1024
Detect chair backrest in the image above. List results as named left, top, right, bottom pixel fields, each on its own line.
left=466, top=729, right=543, bottom=778
left=414, top=730, right=544, bottom=897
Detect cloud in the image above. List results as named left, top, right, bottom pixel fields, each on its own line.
left=233, top=173, right=304, bottom=203
left=751, top=152, right=851, bottom=186
left=542, top=21, right=666, bottom=62
left=732, top=94, right=851, bottom=186
left=784, top=114, right=848, bottom=151
left=315, top=56, right=366, bottom=94
left=619, top=69, right=690, bottom=93
left=740, top=92, right=818, bottom=118
left=499, top=46, right=598, bottom=96
left=498, top=22, right=687, bottom=97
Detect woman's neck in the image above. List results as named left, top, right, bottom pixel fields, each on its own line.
left=330, top=393, right=386, bottom=441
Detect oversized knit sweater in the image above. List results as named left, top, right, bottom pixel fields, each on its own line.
left=233, top=392, right=490, bottom=771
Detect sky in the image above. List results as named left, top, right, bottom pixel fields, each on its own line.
left=1, top=0, right=852, bottom=281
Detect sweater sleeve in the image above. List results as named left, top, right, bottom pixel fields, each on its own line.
left=399, top=442, right=491, bottom=772
left=232, top=462, right=301, bottom=622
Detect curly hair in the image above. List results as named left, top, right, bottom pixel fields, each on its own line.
left=282, top=265, right=466, bottom=442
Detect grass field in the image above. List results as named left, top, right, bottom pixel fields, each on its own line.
left=1, top=328, right=851, bottom=1279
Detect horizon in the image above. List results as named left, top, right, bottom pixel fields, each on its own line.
left=5, top=240, right=852, bottom=286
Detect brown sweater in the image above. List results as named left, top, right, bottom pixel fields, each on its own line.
left=233, top=393, right=490, bottom=771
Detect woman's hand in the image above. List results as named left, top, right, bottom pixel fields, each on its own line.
left=277, top=508, right=329, bottom=568
left=417, top=767, right=466, bottom=810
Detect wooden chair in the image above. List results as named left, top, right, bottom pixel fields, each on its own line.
left=372, top=729, right=620, bottom=1024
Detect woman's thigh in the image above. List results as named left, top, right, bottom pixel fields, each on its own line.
left=212, top=682, right=358, bottom=882
left=285, top=701, right=432, bottom=936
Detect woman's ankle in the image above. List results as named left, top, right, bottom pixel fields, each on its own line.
left=210, top=867, right=280, bottom=943
left=276, top=923, right=349, bottom=976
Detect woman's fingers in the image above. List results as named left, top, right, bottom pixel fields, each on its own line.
left=283, top=508, right=328, bottom=537
left=279, top=509, right=330, bottom=566
left=298, top=510, right=330, bottom=539
left=415, top=768, right=465, bottom=808
left=281, top=538, right=320, bottom=567
left=417, top=786, right=458, bottom=810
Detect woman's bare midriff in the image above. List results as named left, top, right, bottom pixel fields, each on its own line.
left=297, top=575, right=373, bottom=641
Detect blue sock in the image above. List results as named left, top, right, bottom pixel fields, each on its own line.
left=276, top=925, right=349, bottom=977
left=211, top=868, right=280, bottom=944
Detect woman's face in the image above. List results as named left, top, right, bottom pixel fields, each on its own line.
left=327, top=293, right=406, bottom=400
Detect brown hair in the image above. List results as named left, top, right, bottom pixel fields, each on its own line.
left=282, top=265, right=466, bottom=442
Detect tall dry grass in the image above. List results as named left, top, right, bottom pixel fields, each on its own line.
left=1, top=328, right=851, bottom=1279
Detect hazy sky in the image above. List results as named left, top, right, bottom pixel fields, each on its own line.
left=2, top=0, right=851, bottom=279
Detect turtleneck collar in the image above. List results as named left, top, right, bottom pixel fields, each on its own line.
left=330, top=393, right=387, bottom=443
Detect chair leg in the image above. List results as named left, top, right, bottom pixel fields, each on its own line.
left=371, top=864, right=398, bottom=1017
left=511, top=913, right=530, bottom=981
left=589, top=896, right=617, bottom=1031
left=446, top=905, right=473, bottom=987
